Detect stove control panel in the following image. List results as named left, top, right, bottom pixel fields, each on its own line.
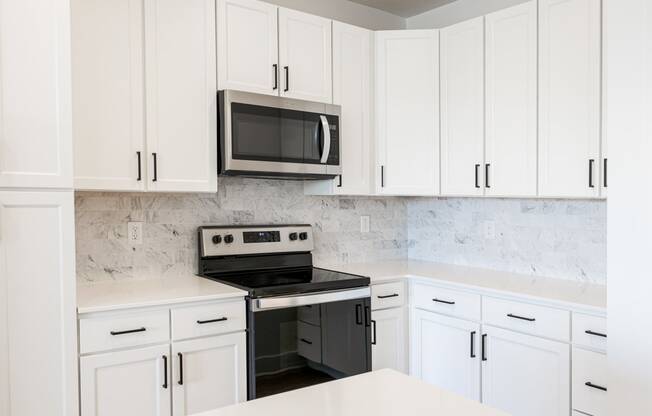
left=199, top=225, right=314, bottom=257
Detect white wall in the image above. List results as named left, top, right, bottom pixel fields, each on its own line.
left=261, top=0, right=405, bottom=29
left=407, top=0, right=530, bottom=28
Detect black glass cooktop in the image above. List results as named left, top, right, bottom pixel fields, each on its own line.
left=201, top=267, right=370, bottom=298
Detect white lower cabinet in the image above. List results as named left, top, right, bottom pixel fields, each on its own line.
left=411, top=308, right=481, bottom=401
left=371, top=307, right=408, bottom=373
left=572, top=347, right=607, bottom=416
left=481, top=325, right=570, bottom=416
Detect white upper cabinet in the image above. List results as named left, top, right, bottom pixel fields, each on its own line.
left=375, top=30, right=439, bottom=196
left=217, top=0, right=279, bottom=95
left=144, top=0, right=218, bottom=193
left=440, top=17, right=485, bottom=197
left=304, top=21, right=374, bottom=196
left=72, top=0, right=146, bottom=192
left=485, top=2, right=538, bottom=197
left=278, top=8, right=332, bottom=103
left=0, top=0, right=73, bottom=189
left=539, top=0, right=601, bottom=198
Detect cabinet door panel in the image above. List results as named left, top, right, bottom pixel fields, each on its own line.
left=278, top=8, right=332, bottom=103
left=485, top=2, right=538, bottom=197
left=372, top=307, right=407, bottom=373
left=0, top=0, right=73, bottom=188
left=482, top=325, right=570, bottom=416
left=72, top=0, right=146, bottom=191
left=217, top=0, right=279, bottom=95
left=411, top=309, right=481, bottom=401
left=145, top=0, right=217, bottom=193
left=375, top=30, right=439, bottom=196
left=539, top=0, right=601, bottom=197
left=440, top=17, right=485, bottom=196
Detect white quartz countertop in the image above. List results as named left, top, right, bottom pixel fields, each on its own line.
left=317, top=260, right=606, bottom=313
left=77, top=274, right=247, bottom=314
left=200, top=369, right=508, bottom=416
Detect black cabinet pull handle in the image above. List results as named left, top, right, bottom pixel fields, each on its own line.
left=162, top=355, right=168, bottom=389
left=377, top=293, right=399, bottom=299
left=433, top=298, right=455, bottom=305
left=337, top=175, right=342, bottom=188
left=355, top=304, right=362, bottom=325
left=152, top=153, right=158, bottom=182
left=300, top=338, right=313, bottom=345
left=371, top=319, right=377, bottom=345
left=178, top=353, right=184, bottom=385
left=470, top=331, right=476, bottom=358
left=481, top=334, right=487, bottom=361
left=589, top=159, right=595, bottom=188
left=136, top=151, right=142, bottom=181
left=507, top=313, right=536, bottom=322
left=110, top=327, right=146, bottom=336
left=475, top=164, right=480, bottom=188
left=585, top=382, right=607, bottom=392
left=485, top=163, right=490, bottom=188
left=381, top=165, right=385, bottom=187
left=364, top=305, right=371, bottom=328
left=284, top=66, right=289, bottom=92
left=603, top=158, right=608, bottom=188
left=196, top=317, right=227, bottom=325
left=585, top=330, right=607, bottom=338
left=273, top=64, right=278, bottom=90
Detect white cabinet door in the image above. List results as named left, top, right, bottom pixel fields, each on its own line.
left=80, top=345, right=171, bottom=416
left=71, top=0, right=146, bottom=191
left=440, top=17, right=485, bottom=197
left=0, top=0, right=73, bottom=189
left=278, top=8, right=332, bottom=103
left=304, top=21, right=374, bottom=196
left=375, top=30, right=439, bottom=196
left=481, top=325, right=570, bottom=416
left=144, top=0, right=218, bottom=193
left=172, top=333, right=246, bottom=415
left=539, top=0, right=601, bottom=197
left=485, top=2, right=538, bottom=197
left=0, top=191, right=77, bottom=416
left=217, top=0, right=279, bottom=95
left=372, top=307, right=408, bottom=374
left=410, top=309, right=481, bottom=401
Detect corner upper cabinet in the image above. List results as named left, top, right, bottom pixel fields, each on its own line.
left=538, top=0, right=601, bottom=198
left=375, top=30, right=439, bottom=196
left=278, top=8, right=333, bottom=103
left=485, top=1, right=538, bottom=197
left=440, top=17, right=485, bottom=197
left=217, top=0, right=279, bottom=95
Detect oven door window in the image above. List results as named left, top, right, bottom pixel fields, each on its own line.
left=251, top=297, right=371, bottom=399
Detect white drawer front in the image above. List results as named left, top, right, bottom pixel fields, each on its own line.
left=412, top=283, right=481, bottom=321
left=298, top=304, right=321, bottom=326
left=297, top=321, right=322, bottom=363
left=79, top=309, right=170, bottom=354
left=482, top=297, right=570, bottom=341
left=171, top=300, right=245, bottom=341
left=573, top=313, right=607, bottom=352
left=371, top=281, right=406, bottom=310
left=572, top=348, right=607, bottom=416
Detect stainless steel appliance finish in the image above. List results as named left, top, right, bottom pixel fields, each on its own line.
left=199, top=224, right=314, bottom=258
left=252, top=287, right=371, bottom=312
left=218, top=90, right=342, bottom=179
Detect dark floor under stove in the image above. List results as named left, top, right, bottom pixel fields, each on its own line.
left=256, top=367, right=336, bottom=398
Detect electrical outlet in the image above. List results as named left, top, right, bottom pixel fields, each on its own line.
left=128, top=222, right=143, bottom=245
left=483, top=221, right=496, bottom=240
left=360, top=216, right=370, bottom=233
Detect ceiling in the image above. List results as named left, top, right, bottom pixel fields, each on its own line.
left=348, top=0, right=458, bottom=18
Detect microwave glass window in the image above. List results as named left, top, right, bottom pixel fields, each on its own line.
left=231, top=103, right=281, bottom=160
left=279, top=109, right=304, bottom=162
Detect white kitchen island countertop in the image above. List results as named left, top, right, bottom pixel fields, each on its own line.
left=77, top=273, right=247, bottom=314
left=201, top=369, right=508, bottom=416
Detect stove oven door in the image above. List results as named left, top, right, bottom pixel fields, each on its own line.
left=247, top=288, right=371, bottom=399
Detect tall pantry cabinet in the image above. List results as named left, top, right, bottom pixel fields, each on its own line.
left=0, top=1, right=78, bottom=416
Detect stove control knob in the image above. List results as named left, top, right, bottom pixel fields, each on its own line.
left=211, top=235, right=222, bottom=244
left=224, top=234, right=234, bottom=244
left=289, top=232, right=298, bottom=241
left=299, top=232, right=308, bottom=241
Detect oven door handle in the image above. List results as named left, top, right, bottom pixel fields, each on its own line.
left=319, top=115, right=331, bottom=164
left=253, top=287, right=370, bottom=312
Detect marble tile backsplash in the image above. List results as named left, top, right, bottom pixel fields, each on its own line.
left=75, top=177, right=408, bottom=283
left=407, top=198, right=607, bottom=284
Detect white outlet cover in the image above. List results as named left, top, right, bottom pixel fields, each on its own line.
left=360, top=216, right=370, bottom=233
left=127, top=222, right=143, bottom=245
left=483, top=221, right=496, bottom=240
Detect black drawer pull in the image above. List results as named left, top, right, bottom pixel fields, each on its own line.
left=162, top=355, right=168, bottom=389
left=585, top=382, right=607, bottom=392
left=196, top=317, right=227, bottom=325
left=110, top=327, right=146, bottom=336
left=300, top=338, right=313, bottom=345
left=377, top=294, right=399, bottom=299
left=178, top=353, right=184, bottom=385
left=470, top=331, right=476, bottom=358
left=433, top=298, right=456, bottom=305
left=371, top=319, right=377, bottom=345
left=507, top=313, right=536, bottom=322
left=585, top=330, right=607, bottom=338
left=355, top=304, right=362, bottom=325
left=589, top=159, right=595, bottom=188
left=481, top=334, right=487, bottom=361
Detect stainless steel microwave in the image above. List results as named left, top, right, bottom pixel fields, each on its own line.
left=218, top=90, right=342, bottom=179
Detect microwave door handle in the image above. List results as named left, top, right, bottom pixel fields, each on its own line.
left=319, top=115, right=331, bottom=164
